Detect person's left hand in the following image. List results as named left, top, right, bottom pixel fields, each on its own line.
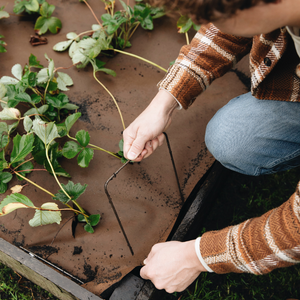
left=140, top=240, right=207, bottom=293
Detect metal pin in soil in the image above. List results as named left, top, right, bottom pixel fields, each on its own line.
left=104, top=160, right=134, bottom=256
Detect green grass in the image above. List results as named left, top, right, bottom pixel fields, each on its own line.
left=0, top=263, right=58, bottom=300
left=177, top=166, right=300, bottom=300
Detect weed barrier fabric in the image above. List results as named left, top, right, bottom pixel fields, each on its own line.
left=0, top=0, right=250, bottom=295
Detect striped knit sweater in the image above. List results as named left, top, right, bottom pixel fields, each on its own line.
left=159, top=23, right=300, bottom=274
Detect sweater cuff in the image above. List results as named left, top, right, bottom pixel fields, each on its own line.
left=195, top=237, right=214, bottom=273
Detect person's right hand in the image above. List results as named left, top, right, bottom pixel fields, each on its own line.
left=123, top=89, right=179, bottom=162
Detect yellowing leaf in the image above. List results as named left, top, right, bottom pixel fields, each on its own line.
left=2, top=202, right=28, bottom=215
left=10, top=185, right=24, bottom=194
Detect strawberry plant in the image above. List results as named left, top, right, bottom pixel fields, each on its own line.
left=0, top=54, right=124, bottom=233
left=13, top=0, right=62, bottom=35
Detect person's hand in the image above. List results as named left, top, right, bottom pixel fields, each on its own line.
left=140, top=240, right=206, bottom=293
left=123, top=89, right=178, bottom=162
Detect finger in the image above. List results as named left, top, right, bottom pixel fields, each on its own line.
left=133, top=149, right=148, bottom=162
left=126, top=135, right=148, bottom=160
left=157, top=133, right=165, bottom=146
left=140, top=265, right=150, bottom=280
left=144, top=139, right=159, bottom=159
left=123, top=130, right=136, bottom=159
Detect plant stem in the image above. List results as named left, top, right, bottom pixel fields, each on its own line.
left=185, top=32, right=190, bottom=45
left=92, top=69, right=126, bottom=130
left=13, top=172, right=54, bottom=198
left=128, top=22, right=140, bottom=40
left=112, top=49, right=168, bottom=73
left=82, top=0, right=103, bottom=29
left=45, top=142, right=70, bottom=200
left=13, top=157, right=34, bottom=170
left=45, top=141, right=88, bottom=218
left=43, top=79, right=50, bottom=104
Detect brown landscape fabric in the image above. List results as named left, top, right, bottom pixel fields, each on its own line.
left=0, top=0, right=250, bottom=295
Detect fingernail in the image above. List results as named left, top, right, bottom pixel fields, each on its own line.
left=128, top=151, right=137, bottom=160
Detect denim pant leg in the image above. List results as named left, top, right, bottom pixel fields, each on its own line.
left=205, top=92, right=300, bottom=176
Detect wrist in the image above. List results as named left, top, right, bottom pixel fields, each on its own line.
left=184, top=240, right=208, bottom=273
left=150, top=89, right=179, bottom=115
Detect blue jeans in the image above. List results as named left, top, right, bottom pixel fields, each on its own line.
left=205, top=92, right=300, bottom=176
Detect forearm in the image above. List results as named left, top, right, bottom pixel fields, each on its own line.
left=159, top=23, right=252, bottom=109
left=199, top=182, right=300, bottom=274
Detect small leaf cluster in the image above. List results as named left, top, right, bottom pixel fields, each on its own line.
left=53, top=0, right=164, bottom=69
left=0, top=54, right=75, bottom=122
left=0, top=55, right=101, bottom=234
left=62, top=129, right=94, bottom=168
left=177, top=15, right=201, bottom=34
left=13, top=0, right=62, bottom=35
left=101, top=0, right=164, bottom=49
left=0, top=6, right=9, bottom=53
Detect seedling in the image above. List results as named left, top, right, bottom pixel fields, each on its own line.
left=177, top=15, right=201, bottom=45
left=13, top=0, right=62, bottom=35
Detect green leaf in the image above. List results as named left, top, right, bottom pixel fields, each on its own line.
left=34, top=16, right=62, bottom=35
left=140, top=14, right=153, bottom=30
left=53, top=181, right=87, bottom=204
left=0, top=122, right=8, bottom=134
left=75, top=130, right=90, bottom=147
left=177, top=15, right=193, bottom=33
left=53, top=40, right=73, bottom=52
left=84, top=223, right=94, bottom=233
left=29, top=54, right=43, bottom=69
left=0, top=172, right=12, bottom=194
left=0, top=10, right=9, bottom=19
left=62, top=141, right=82, bottom=159
left=24, top=116, right=33, bottom=132
left=39, top=1, right=55, bottom=18
left=77, top=148, right=94, bottom=168
left=0, top=83, right=7, bottom=99
left=14, top=92, right=32, bottom=104
left=56, top=122, right=67, bottom=137
left=61, top=103, right=79, bottom=110
left=0, top=76, right=18, bottom=85
left=0, top=172, right=12, bottom=184
left=11, top=64, right=23, bottom=81
left=8, top=121, right=19, bottom=135
left=10, top=133, right=34, bottom=164
left=0, top=107, right=20, bottom=120
left=32, top=119, right=60, bottom=145
left=29, top=202, right=61, bottom=227
left=0, top=134, right=8, bottom=149
left=0, top=193, right=34, bottom=215
left=77, top=214, right=85, bottom=222
left=119, top=139, right=124, bottom=151
left=65, top=112, right=81, bottom=132
left=28, top=72, right=37, bottom=86
left=88, top=214, right=101, bottom=226
left=57, top=72, right=73, bottom=91
left=36, top=68, right=50, bottom=84
left=24, top=105, right=49, bottom=117
left=66, top=32, right=79, bottom=40
left=25, top=0, right=39, bottom=12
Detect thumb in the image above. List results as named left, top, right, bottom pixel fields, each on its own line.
left=127, top=136, right=148, bottom=160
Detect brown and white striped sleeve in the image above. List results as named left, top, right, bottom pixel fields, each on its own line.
left=199, top=182, right=300, bottom=274
left=158, top=23, right=252, bottom=109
